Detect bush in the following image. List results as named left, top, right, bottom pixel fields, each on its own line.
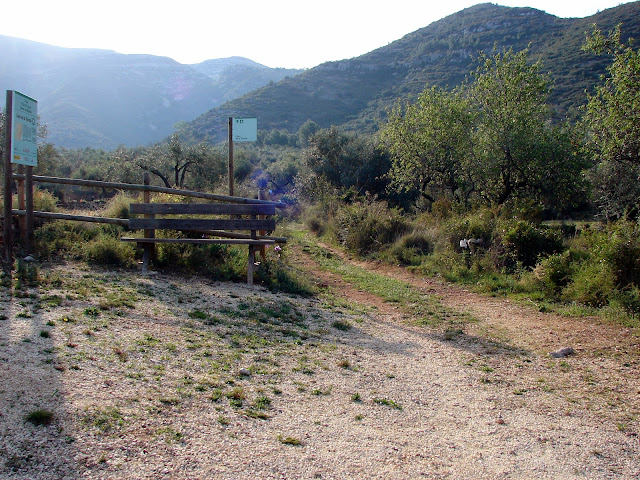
left=35, top=221, right=99, bottom=259
left=612, top=286, right=640, bottom=317
left=102, top=192, right=137, bottom=219
left=533, top=250, right=580, bottom=295
left=562, top=262, right=616, bottom=308
left=333, top=201, right=410, bottom=256
left=495, top=220, right=564, bottom=271
left=443, top=209, right=495, bottom=250
left=33, top=189, right=58, bottom=212
left=84, top=234, right=135, bottom=267
left=389, top=231, right=433, bottom=265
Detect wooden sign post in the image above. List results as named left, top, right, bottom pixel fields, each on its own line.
left=3, top=91, right=14, bottom=270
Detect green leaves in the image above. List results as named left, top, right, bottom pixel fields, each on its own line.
left=380, top=86, right=475, bottom=204
left=381, top=47, right=586, bottom=212
left=582, top=24, right=640, bottom=219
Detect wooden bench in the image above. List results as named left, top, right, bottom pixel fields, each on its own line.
left=121, top=202, right=284, bottom=284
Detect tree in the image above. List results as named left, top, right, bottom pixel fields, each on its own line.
left=380, top=48, right=587, bottom=213
left=380, top=86, right=475, bottom=205
left=470, top=48, right=555, bottom=206
left=136, top=134, right=220, bottom=189
left=300, top=127, right=390, bottom=196
left=583, top=25, right=640, bottom=167
left=296, top=120, right=321, bottom=148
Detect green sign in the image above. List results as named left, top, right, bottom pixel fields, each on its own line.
left=233, top=117, right=257, bottom=142
left=11, top=91, right=38, bottom=167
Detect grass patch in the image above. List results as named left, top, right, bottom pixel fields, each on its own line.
left=373, top=397, right=403, bottom=410
left=24, top=409, right=54, bottom=426
left=277, top=435, right=302, bottom=446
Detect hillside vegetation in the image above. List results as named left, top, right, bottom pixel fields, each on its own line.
left=0, top=36, right=301, bottom=148
left=181, top=2, right=640, bottom=143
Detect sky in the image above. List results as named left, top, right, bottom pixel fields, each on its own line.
left=1, top=1, right=635, bottom=69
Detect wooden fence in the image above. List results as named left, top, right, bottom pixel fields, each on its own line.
left=3, top=171, right=283, bottom=269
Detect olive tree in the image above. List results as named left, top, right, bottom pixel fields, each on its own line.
left=582, top=25, right=640, bottom=219
left=380, top=86, right=475, bottom=205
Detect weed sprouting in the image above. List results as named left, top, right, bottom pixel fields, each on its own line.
left=25, top=409, right=54, bottom=426
left=277, top=435, right=301, bottom=446
left=373, top=397, right=403, bottom=410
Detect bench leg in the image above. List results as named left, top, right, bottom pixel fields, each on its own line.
left=142, top=244, right=152, bottom=273
left=247, top=245, right=255, bottom=285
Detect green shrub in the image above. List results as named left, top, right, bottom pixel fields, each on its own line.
left=444, top=209, right=495, bottom=250
left=102, top=193, right=137, bottom=219
left=612, top=286, right=640, bottom=317
left=533, top=250, right=580, bottom=295
left=33, top=189, right=58, bottom=212
left=35, top=221, right=100, bottom=259
left=562, top=262, right=616, bottom=308
left=495, top=220, right=564, bottom=271
left=84, top=234, right=135, bottom=267
left=389, top=231, right=433, bottom=265
left=333, top=201, right=409, bottom=256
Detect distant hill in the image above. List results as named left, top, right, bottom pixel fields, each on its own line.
left=181, top=2, right=640, bottom=143
left=0, top=36, right=302, bottom=148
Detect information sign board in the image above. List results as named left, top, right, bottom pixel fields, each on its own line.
left=11, top=91, right=38, bottom=166
left=233, top=117, right=257, bottom=142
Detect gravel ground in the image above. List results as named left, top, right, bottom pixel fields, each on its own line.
left=0, top=259, right=638, bottom=479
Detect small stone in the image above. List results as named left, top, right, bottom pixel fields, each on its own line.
left=239, top=368, right=251, bottom=377
left=23, top=255, right=36, bottom=263
left=550, top=347, right=575, bottom=358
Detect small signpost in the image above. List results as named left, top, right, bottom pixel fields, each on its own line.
left=4, top=90, right=38, bottom=268
left=228, top=117, right=257, bottom=196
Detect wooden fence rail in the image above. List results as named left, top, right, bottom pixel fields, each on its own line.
left=12, top=174, right=283, bottom=205
left=4, top=172, right=283, bottom=268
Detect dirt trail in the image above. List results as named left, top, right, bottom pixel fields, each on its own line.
left=0, top=247, right=638, bottom=479
left=292, top=240, right=640, bottom=435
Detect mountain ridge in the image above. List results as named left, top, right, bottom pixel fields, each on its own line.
left=180, top=2, right=640, bottom=143
left=0, top=35, right=302, bottom=148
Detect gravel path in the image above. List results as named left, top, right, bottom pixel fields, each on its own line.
left=0, top=258, right=638, bottom=479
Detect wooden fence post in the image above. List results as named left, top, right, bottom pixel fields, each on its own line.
left=142, top=172, right=154, bottom=271
left=3, top=90, right=14, bottom=271
left=16, top=165, right=26, bottom=241
left=25, top=166, right=34, bottom=254
left=258, top=188, right=267, bottom=261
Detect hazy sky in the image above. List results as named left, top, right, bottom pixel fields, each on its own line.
left=2, top=1, right=635, bottom=68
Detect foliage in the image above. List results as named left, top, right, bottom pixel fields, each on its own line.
left=332, top=200, right=410, bottom=256
left=135, top=134, right=226, bottom=189
left=381, top=86, right=475, bottom=205
left=388, top=231, right=434, bottom=266
left=587, top=159, right=640, bottom=220
left=583, top=24, right=640, bottom=167
left=299, top=128, right=390, bottom=198
left=582, top=24, right=640, bottom=219
left=470, top=48, right=587, bottom=208
left=495, top=219, right=564, bottom=271
left=532, top=250, right=579, bottom=296
left=380, top=47, right=588, bottom=214
left=84, top=234, right=136, bottom=267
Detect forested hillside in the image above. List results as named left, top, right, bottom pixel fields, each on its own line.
left=181, top=2, right=640, bottom=143
left=0, top=36, right=301, bottom=148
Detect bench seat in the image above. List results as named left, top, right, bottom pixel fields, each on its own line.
left=122, top=202, right=283, bottom=284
